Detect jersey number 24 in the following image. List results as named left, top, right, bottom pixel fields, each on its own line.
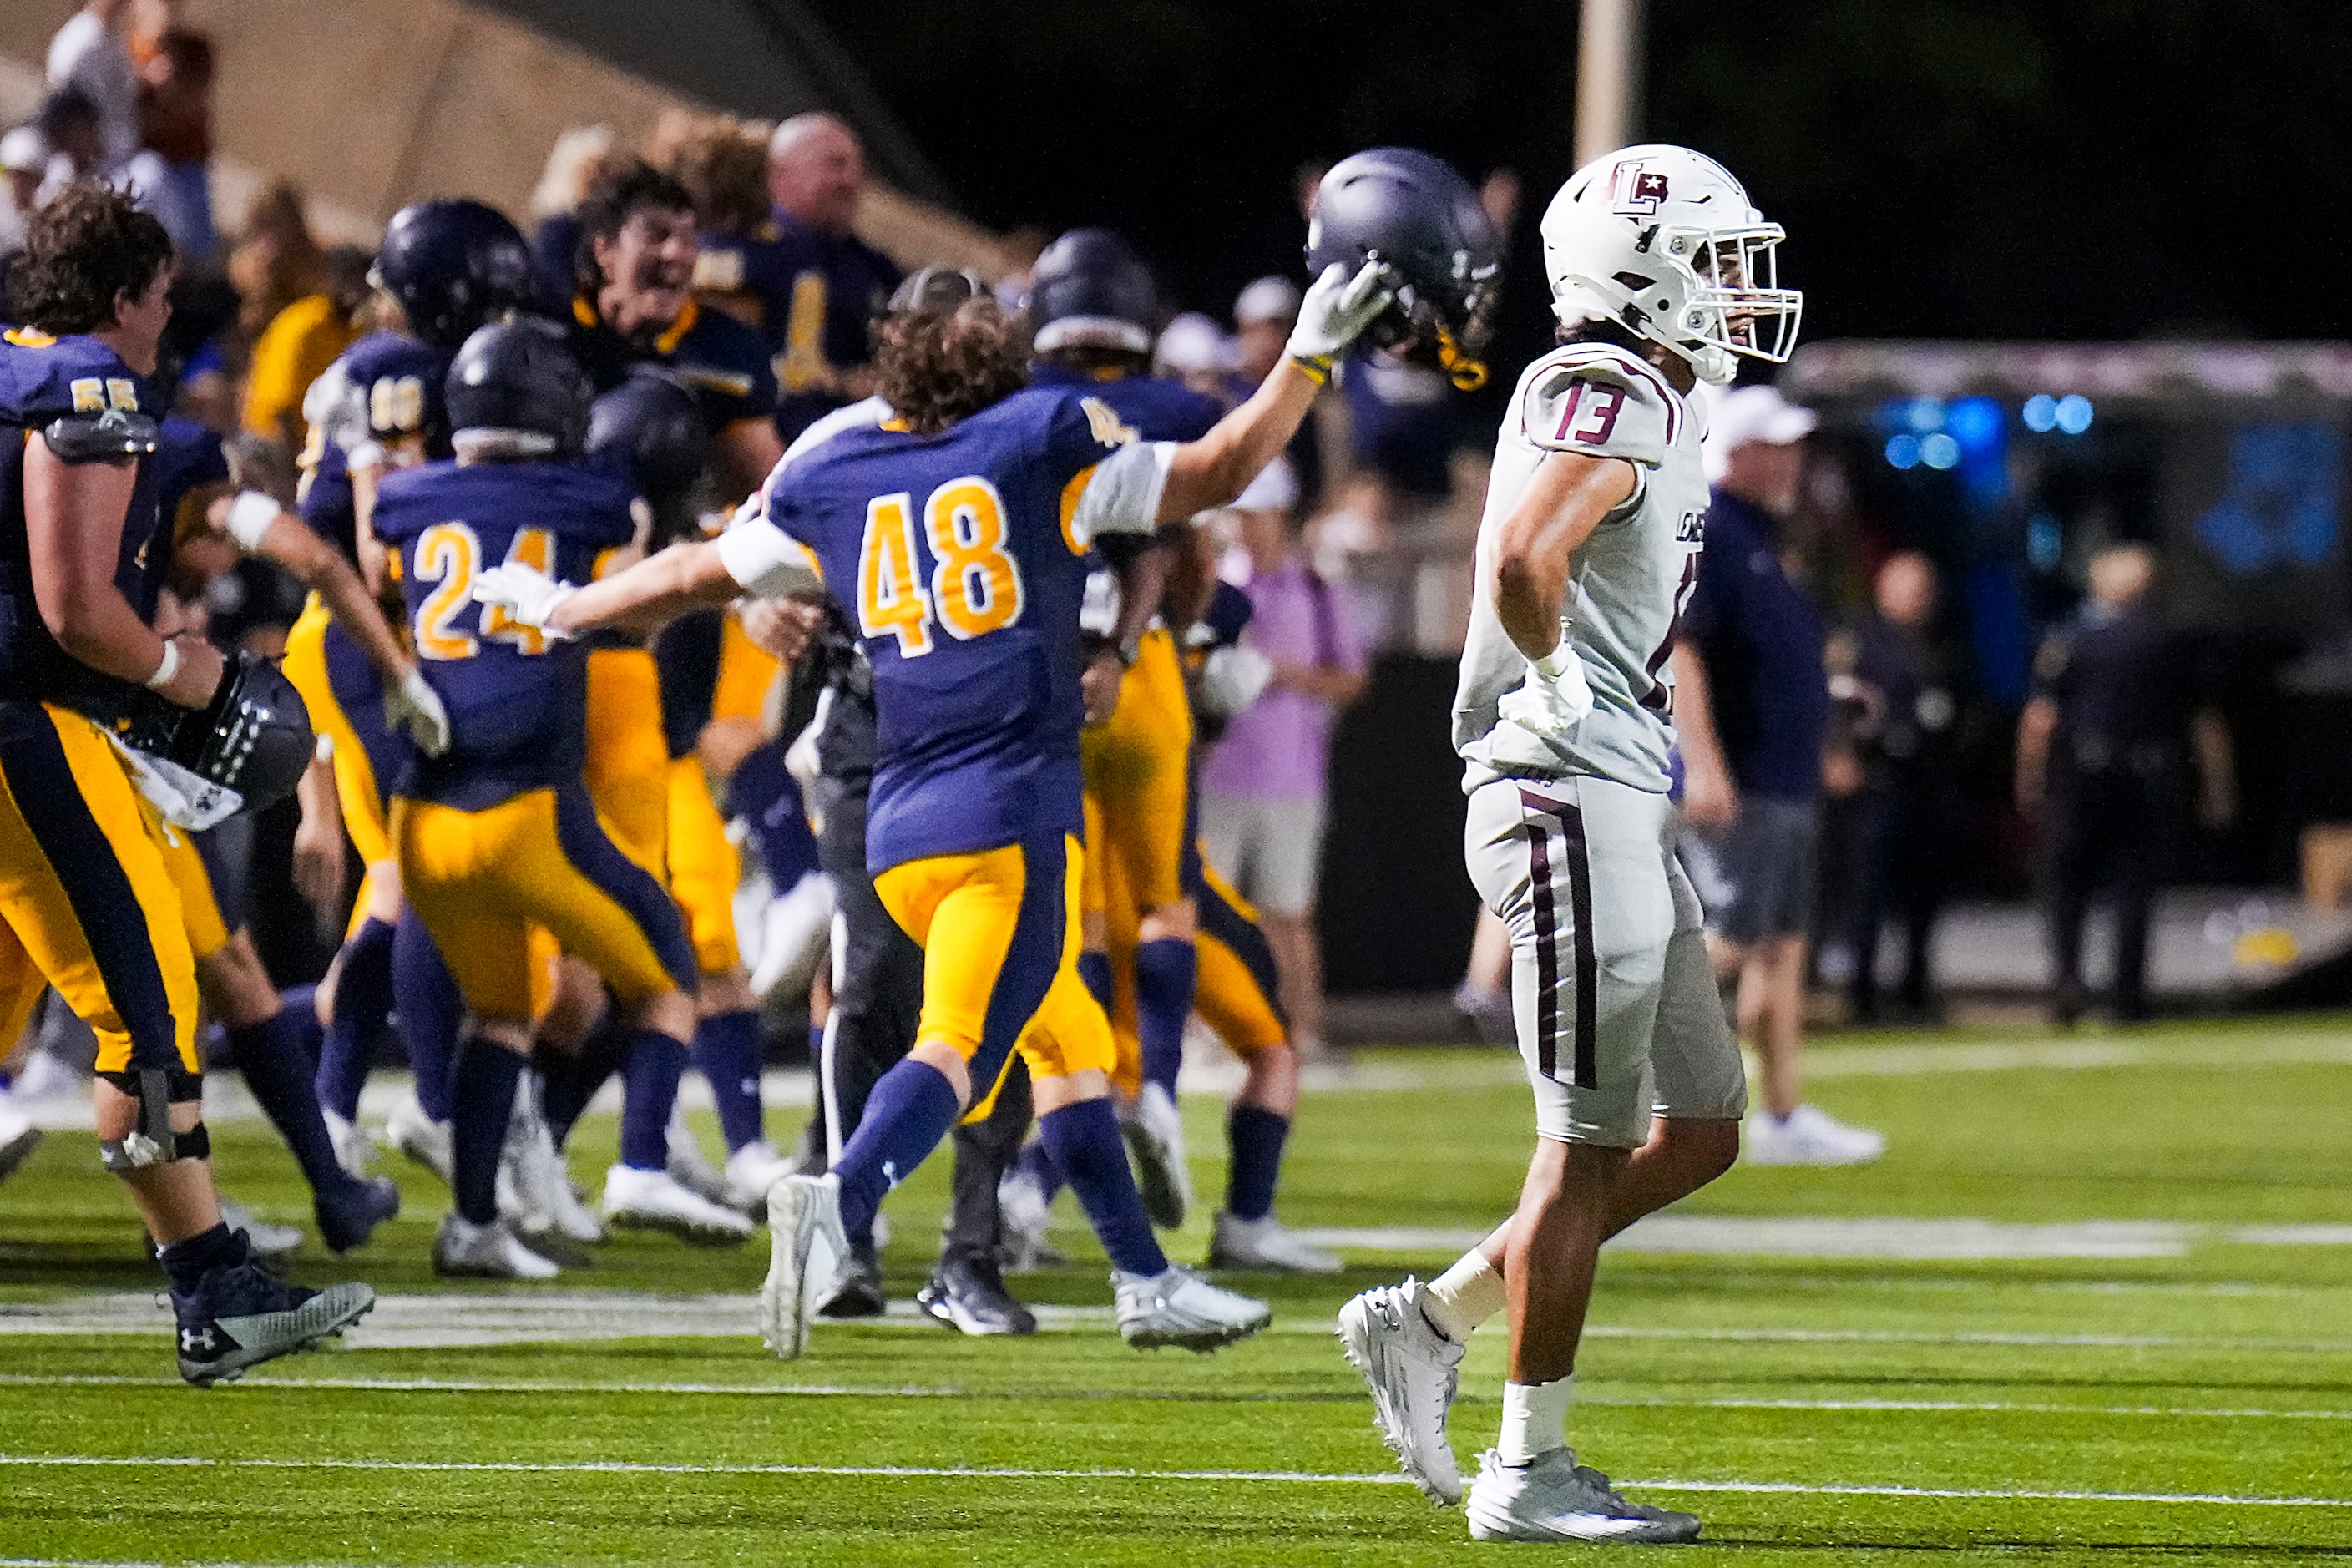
left=412, top=522, right=554, bottom=659
left=857, top=476, right=1025, bottom=659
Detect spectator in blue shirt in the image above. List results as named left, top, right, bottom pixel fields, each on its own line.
left=1674, top=386, right=1884, bottom=1166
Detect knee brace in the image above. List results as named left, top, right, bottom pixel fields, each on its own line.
left=97, top=1066, right=208, bottom=1171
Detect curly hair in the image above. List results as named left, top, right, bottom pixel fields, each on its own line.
left=13, top=181, right=175, bottom=336
left=572, top=159, right=695, bottom=298
left=873, top=296, right=1029, bottom=436
left=655, top=116, right=770, bottom=236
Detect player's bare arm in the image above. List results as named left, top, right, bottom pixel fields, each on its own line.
left=1490, top=448, right=1636, bottom=660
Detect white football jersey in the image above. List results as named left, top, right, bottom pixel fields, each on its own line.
left=1453, top=341, right=1709, bottom=795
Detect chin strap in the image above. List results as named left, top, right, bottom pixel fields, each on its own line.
left=1436, top=324, right=1488, bottom=392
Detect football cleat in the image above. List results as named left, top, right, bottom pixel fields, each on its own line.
left=503, top=1084, right=604, bottom=1243
left=321, top=1107, right=373, bottom=1180
left=816, top=1240, right=886, bottom=1319
left=0, top=1092, right=42, bottom=1185
left=665, top=1109, right=734, bottom=1206
left=1338, top=1278, right=1467, bottom=1504
left=315, top=1176, right=401, bottom=1254
left=722, top=1139, right=797, bottom=1212
left=759, top=1172, right=847, bottom=1359
left=1210, top=1211, right=1343, bottom=1276
left=432, top=1213, right=559, bottom=1280
left=918, top=1252, right=1036, bottom=1337
left=600, top=1165, right=754, bottom=1247
left=1115, top=1264, right=1270, bottom=1352
left=1120, top=1081, right=1191, bottom=1229
left=217, top=1197, right=302, bottom=1262
left=173, top=1262, right=374, bottom=1386
left=995, top=1164, right=1064, bottom=1272
left=384, top=1095, right=453, bottom=1186
left=1464, top=1447, right=1702, bottom=1544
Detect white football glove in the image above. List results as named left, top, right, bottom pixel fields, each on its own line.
left=383, top=667, right=451, bottom=757
left=1498, top=644, right=1594, bottom=744
left=1286, top=260, right=1396, bottom=374
left=1195, top=643, right=1274, bottom=719
left=472, top=564, right=578, bottom=638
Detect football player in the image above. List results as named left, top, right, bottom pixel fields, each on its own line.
left=1333, top=146, right=1799, bottom=1541
left=476, top=255, right=1396, bottom=1357
left=289, top=199, right=535, bottom=1184
left=376, top=319, right=720, bottom=1278
left=0, top=183, right=373, bottom=1380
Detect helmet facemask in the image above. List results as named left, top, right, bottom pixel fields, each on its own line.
left=1369, top=252, right=1500, bottom=392
left=1673, top=225, right=1803, bottom=372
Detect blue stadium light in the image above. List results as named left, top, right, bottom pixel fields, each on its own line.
left=1946, top=396, right=2002, bottom=450
left=1884, top=433, right=1922, bottom=470
left=2022, top=394, right=2059, bottom=432
left=1920, top=432, right=1962, bottom=470
left=1904, top=397, right=1945, bottom=432
left=2056, top=394, right=2094, bottom=435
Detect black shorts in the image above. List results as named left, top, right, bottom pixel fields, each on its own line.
left=1692, top=795, right=1819, bottom=946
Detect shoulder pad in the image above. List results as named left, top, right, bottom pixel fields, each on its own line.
left=43, top=409, right=160, bottom=463
left=1516, top=346, right=1682, bottom=467
left=3, top=332, right=149, bottom=427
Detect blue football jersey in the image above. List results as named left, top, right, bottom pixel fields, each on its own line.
left=374, top=458, right=637, bottom=809
left=1029, top=363, right=1222, bottom=446
left=697, top=209, right=901, bottom=440
left=0, top=327, right=163, bottom=708
left=297, top=331, right=453, bottom=565
left=142, top=415, right=230, bottom=620
left=568, top=295, right=779, bottom=438
left=753, top=387, right=1149, bottom=868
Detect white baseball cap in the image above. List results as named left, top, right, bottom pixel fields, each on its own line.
left=1702, top=383, right=1816, bottom=483
left=1233, top=275, right=1302, bottom=327
left=1154, top=311, right=1236, bottom=377
left=1, top=126, right=47, bottom=175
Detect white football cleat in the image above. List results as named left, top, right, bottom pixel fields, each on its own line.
left=1120, top=1081, right=1191, bottom=1229
left=995, top=1163, right=1061, bottom=1272
left=1210, top=1211, right=1343, bottom=1275
left=1744, top=1104, right=1886, bottom=1166
left=0, top=1092, right=41, bottom=1185
left=321, top=1107, right=373, bottom=1181
left=722, top=1139, right=797, bottom=1211
left=1464, top=1447, right=1701, bottom=1543
left=600, top=1164, right=754, bottom=1247
left=215, top=1197, right=302, bottom=1262
left=1114, top=1264, right=1270, bottom=1351
left=384, top=1095, right=453, bottom=1186
left=1337, top=1278, right=1466, bottom=1505
left=665, top=1108, right=734, bottom=1206
left=748, top=870, right=835, bottom=1002
left=759, top=1172, right=847, bottom=1359
left=505, top=1086, right=603, bottom=1243
left=432, top=1213, right=559, bottom=1280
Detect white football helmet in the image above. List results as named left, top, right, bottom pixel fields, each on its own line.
left=1540, top=145, right=1802, bottom=386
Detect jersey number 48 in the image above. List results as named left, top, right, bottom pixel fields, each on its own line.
left=857, top=476, right=1025, bottom=659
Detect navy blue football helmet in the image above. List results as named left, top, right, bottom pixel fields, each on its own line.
left=1027, top=229, right=1158, bottom=356
left=1306, top=149, right=1502, bottom=389
left=373, top=200, right=535, bottom=352
left=445, top=317, right=594, bottom=457
left=589, top=367, right=707, bottom=541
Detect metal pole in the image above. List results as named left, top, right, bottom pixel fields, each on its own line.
left=1574, top=0, right=1646, bottom=167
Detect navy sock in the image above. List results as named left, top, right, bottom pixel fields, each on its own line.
left=540, top=1023, right=624, bottom=1148
left=618, top=1029, right=688, bottom=1171
left=278, top=984, right=322, bottom=1064
left=693, top=1009, right=766, bottom=1153
left=316, top=916, right=394, bottom=1119
left=230, top=1009, right=354, bottom=1198
left=1077, top=949, right=1114, bottom=1014
left=1014, top=1134, right=1066, bottom=1205
left=1132, top=938, right=1196, bottom=1097
left=450, top=1039, right=524, bottom=1224
left=392, top=910, right=463, bottom=1124
left=159, top=1221, right=248, bottom=1293
left=1041, top=1097, right=1167, bottom=1277
left=1225, top=1104, right=1292, bottom=1222
left=834, top=1057, right=959, bottom=1242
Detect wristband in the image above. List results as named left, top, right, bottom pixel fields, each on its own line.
left=1534, top=644, right=1576, bottom=681
left=145, top=638, right=180, bottom=690
left=224, top=490, right=280, bottom=551
left=1288, top=352, right=1334, bottom=386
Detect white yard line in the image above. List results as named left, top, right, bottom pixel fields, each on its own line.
left=0, top=1454, right=2344, bottom=1510
left=3, top=1372, right=2347, bottom=1424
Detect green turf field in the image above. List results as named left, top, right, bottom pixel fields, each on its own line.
left=3, top=1017, right=2349, bottom=1565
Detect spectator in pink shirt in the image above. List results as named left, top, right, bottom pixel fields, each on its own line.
left=1201, top=458, right=1368, bottom=1054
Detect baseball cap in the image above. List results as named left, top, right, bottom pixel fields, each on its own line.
left=1233, top=275, right=1302, bottom=327
left=1702, top=383, right=1816, bottom=483
left=1153, top=311, right=1236, bottom=377
left=1, top=126, right=47, bottom=175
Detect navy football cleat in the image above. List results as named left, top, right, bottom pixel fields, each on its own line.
left=918, top=1252, right=1036, bottom=1337
left=316, top=1176, right=401, bottom=1254
left=172, top=1261, right=374, bottom=1386
left=817, top=1240, right=887, bottom=1320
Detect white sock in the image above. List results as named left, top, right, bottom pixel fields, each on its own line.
left=1420, top=1251, right=1505, bottom=1343
left=1497, top=1375, right=1574, bottom=1466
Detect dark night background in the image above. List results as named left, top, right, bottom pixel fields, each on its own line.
left=811, top=0, right=2352, bottom=364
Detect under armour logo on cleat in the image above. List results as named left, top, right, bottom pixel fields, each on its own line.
left=180, top=1327, right=215, bottom=1353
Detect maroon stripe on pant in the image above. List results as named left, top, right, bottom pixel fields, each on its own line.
left=1520, top=787, right=1598, bottom=1090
